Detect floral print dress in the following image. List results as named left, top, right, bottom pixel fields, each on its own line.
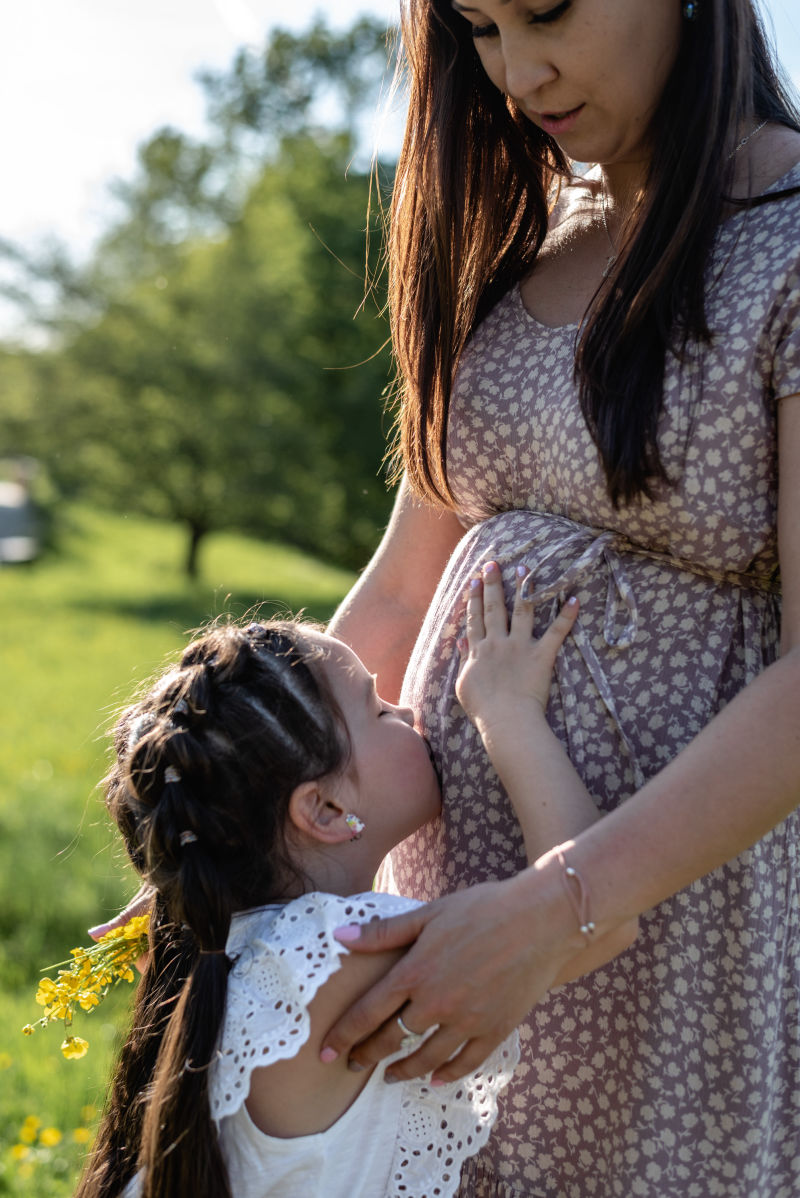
left=388, top=165, right=800, bottom=1197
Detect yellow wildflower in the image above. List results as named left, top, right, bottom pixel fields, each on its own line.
left=25, top=913, right=150, bottom=1055
left=11, top=1144, right=30, bottom=1161
left=61, top=1036, right=89, bottom=1060
left=72, top=1127, right=93, bottom=1144
left=39, top=1127, right=63, bottom=1147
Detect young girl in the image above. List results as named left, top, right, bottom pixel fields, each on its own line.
left=76, top=564, right=635, bottom=1198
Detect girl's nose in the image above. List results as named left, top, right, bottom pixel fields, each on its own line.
left=396, top=702, right=416, bottom=728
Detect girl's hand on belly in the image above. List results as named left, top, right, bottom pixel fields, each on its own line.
left=455, top=559, right=578, bottom=734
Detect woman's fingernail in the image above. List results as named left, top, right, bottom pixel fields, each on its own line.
left=384, top=1072, right=400, bottom=1085
left=483, top=561, right=498, bottom=575
left=87, top=925, right=108, bottom=939
left=320, top=1047, right=339, bottom=1063
left=333, top=924, right=361, bottom=942
left=567, top=596, right=578, bottom=606
left=347, top=1059, right=366, bottom=1073
left=430, top=1077, right=447, bottom=1087
left=469, top=577, right=481, bottom=590
left=516, top=564, right=527, bottom=579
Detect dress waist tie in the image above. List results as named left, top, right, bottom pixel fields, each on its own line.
left=486, top=512, right=779, bottom=792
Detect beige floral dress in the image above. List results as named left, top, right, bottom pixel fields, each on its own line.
left=389, top=164, right=800, bottom=1197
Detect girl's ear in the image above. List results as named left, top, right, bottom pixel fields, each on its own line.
left=288, top=780, right=354, bottom=845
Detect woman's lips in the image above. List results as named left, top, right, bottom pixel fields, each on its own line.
left=536, top=104, right=584, bottom=137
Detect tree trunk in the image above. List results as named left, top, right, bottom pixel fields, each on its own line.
left=184, top=522, right=206, bottom=579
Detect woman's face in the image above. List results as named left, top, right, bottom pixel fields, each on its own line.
left=450, top=0, right=683, bottom=171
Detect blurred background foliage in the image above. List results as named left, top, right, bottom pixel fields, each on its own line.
left=0, top=15, right=399, bottom=576
left=0, top=17, right=397, bottom=1193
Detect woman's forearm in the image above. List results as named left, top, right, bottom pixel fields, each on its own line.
left=528, top=646, right=800, bottom=930
left=328, top=476, right=464, bottom=701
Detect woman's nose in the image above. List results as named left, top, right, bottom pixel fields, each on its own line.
left=500, top=36, right=558, bottom=106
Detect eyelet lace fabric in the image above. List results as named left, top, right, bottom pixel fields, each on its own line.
left=209, top=891, right=520, bottom=1198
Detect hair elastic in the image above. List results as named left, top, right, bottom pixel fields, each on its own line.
left=555, top=849, right=596, bottom=944
left=165, top=766, right=181, bottom=784
left=179, top=830, right=198, bottom=846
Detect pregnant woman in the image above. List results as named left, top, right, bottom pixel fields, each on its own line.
left=325, top=0, right=800, bottom=1194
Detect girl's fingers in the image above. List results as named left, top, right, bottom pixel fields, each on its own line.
left=465, top=576, right=485, bottom=646
left=509, top=565, right=535, bottom=641
left=480, top=561, right=508, bottom=635
left=536, top=596, right=579, bottom=662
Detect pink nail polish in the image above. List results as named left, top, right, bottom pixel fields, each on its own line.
left=431, top=1077, right=447, bottom=1088
left=320, top=1047, right=338, bottom=1063
left=333, top=924, right=361, bottom=942
left=470, top=577, right=481, bottom=590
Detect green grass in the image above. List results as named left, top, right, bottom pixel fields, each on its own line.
left=0, top=505, right=354, bottom=1195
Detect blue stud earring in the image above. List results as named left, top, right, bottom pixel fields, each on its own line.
left=683, top=1, right=699, bottom=18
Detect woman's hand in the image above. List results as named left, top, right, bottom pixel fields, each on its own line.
left=88, top=881, right=155, bottom=975
left=87, top=881, right=155, bottom=940
left=320, top=869, right=576, bottom=1083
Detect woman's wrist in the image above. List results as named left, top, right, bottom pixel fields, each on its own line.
left=504, top=851, right=590, bottom=961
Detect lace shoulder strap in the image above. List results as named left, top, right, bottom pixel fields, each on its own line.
left=209, top=890, right=421, bottom=1123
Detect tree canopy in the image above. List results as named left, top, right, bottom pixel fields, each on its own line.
left=0, top=17, right=400, bottom=576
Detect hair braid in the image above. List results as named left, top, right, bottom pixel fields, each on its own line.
left=77, top=620, right=349, bottom=1198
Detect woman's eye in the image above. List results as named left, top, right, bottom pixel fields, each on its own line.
left=469, top=0, right=570, bottom=39
left=529, top=0, right=571, bottom=25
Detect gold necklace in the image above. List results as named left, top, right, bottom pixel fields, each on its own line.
left=598, top=120, right=767, bottom=276
left=728, top=119, right=767, bottom=160
left=600, top=179, right=617, bottom=279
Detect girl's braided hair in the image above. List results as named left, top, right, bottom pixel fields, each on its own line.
left=76, top=620, right=349, bottom=1198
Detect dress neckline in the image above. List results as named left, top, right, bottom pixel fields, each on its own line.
left=515, top=159, right=800, bottom=331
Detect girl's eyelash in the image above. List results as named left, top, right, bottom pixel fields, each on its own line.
left=470, top=0, right=571, bottom=38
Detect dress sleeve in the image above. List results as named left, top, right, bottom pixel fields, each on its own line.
left=208, top=891, right=424, bottom=1125
left=773, top=265, right=800, bottom=401
left=388, top=1035, right=520, bottom=1198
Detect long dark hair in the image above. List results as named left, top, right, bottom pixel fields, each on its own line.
left=391, top=0, right=800, bottom=506
left=75, top=621, right=348, bottom=1198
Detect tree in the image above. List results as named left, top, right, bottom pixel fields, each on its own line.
left=0, top=17, right=398, bottom=576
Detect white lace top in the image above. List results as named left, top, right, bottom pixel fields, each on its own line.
left=121, top=890, right=519, bottom=1198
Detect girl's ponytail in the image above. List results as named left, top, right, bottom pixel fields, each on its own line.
left=139, top=951, right=232, bottom=1198
left=75, top=621, right=349, bottom=1198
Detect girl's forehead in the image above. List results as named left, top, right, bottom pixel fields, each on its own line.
left=304, top=629, right=368, bottom=686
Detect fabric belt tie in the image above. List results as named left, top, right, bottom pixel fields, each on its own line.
left=486, top=512, right=779, bottom=790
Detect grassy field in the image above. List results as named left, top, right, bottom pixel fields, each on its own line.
left=0, top=506, right=354, bottom=1196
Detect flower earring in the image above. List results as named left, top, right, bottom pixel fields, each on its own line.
left=344, top=813, right=365, bottom=841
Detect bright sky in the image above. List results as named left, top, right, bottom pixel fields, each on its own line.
left=1, top=0, right=798, bottom=307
